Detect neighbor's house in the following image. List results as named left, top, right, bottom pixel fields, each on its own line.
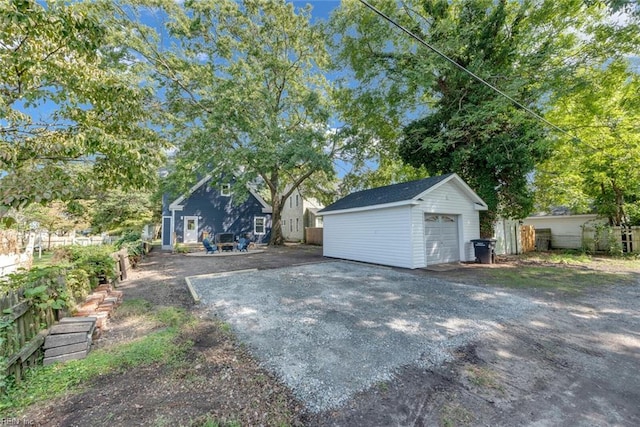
left=522, top=213, right=605, bottom=249
left=161, top=175, right=272, bottom=250
left=280, top=185, right=324, bottom=242
left=319, top=173, right=488, bottom=269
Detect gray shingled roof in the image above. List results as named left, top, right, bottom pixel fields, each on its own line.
left=320, top=173, right=454, bottom=213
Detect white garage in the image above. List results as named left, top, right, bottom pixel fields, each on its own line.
left=319, top=173, right=488, bottom=269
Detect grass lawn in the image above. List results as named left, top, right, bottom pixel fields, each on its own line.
left=483, top=251, right=639, bottom=295
left=31, top=251, right=54, bottom=267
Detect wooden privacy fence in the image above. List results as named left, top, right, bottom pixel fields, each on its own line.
left=520, top=225, right=535, bottom=252
left=1, top=289, right=59, bottom=384
left=1, top=245, right=143, bottom=384
left=305, top=227, right=323, bottom=245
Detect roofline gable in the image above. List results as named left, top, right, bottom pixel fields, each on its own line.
left=320, top=173, right=488, bottom=214
left=413, top=173, right=487, bottom=209
left=168, top=174, right=272, bottom=213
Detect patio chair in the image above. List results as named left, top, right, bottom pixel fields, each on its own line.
left=202, top=237, right=217, bottom=254
left=237, top=237, right=249, bottom=252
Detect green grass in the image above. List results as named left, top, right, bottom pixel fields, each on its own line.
left=465, top=366, right=504, bottom=393
left=483, top=265, right=637, bottom=294
left=31, top=251, right=55, bottom=267
left=0, top=304, right=194, bottom=416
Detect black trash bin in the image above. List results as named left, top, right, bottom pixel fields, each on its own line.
left=471, top=239, right=497, bottom=264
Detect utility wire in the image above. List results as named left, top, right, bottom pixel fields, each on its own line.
left=357, top=0, right=580, bottom=142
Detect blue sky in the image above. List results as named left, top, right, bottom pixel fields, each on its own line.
left=290, top=0, right=341, bottom=21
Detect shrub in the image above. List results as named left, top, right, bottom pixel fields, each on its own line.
left=65, top=269, right=91, bottom=308
left=53, top=245, right=117, bottom=287
left=114, top=231, right=145, bottom=267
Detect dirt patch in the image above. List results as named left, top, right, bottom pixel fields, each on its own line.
left=17, top=246, right=640, bottom=426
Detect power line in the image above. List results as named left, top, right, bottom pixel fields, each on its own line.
left=356, top=0, right=581, bottom=142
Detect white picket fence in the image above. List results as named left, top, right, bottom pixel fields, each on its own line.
left=0, top=233, right=34, bottom=277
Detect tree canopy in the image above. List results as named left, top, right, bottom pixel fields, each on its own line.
left=329, top=0, right=638, bottom=233
left=116, top=0, right=342, bottom=244
left=0, top=0, right=167, bottom=212
left=535, top=59, right=640, bottom=225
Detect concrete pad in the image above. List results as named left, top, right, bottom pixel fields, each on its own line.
left=186, top=250, right=265, bottom=257
left=188, top=261, right=537, bottom=412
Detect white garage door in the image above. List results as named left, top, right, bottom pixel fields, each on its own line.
left=424, top=214, right=459, bottom=265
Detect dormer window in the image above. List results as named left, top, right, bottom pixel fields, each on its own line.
left=221, top=184, right=231, bottom=197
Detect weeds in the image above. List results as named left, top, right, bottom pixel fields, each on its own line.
left=0, top=302, right=194, bottom=416
left=465, top=365, right=504, bottom=393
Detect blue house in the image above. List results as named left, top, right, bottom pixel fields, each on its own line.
left=161, top=175, right=272, bottom=250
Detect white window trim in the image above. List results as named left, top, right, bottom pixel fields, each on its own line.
left=221, top=184, right=231, bottom=197
left=254, top=216, right=266, bottom=235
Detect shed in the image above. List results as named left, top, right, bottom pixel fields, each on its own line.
left=319, top=173, right=488, bottom=269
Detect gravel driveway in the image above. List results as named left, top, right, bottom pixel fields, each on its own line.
left=187, top=261, right=537, bottom=412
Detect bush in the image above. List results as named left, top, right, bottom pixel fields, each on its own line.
left=114, top=231, right=145, bottom=267
left=53, top=245, right=117, bottom=288
left=65, top=269, right=91, bottom=309
left=0, top=266, right=70, bottom=323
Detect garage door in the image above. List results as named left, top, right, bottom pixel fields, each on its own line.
left=424, top=214, right=459, bottom=265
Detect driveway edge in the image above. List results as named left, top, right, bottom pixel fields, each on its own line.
left=186, top=269, right=260, bottom=304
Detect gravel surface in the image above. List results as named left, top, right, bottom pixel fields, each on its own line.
left=188, top=260, right=538, bottom=412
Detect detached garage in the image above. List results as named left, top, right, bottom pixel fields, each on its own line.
left=319, top=173, right=488, bottom=269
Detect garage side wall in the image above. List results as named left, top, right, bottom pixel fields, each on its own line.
left=412, top=181, right=481, bottom=263
left=323, top=206, right=415, bottom=268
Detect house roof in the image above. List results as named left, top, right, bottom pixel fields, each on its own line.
left=168, top=175, right=272, bottom=214
left=319, top=173, right=487, bottom=214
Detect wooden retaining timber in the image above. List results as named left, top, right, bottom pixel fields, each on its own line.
left=2, top=245, right=138, bottom=382
left=43, top=318, right=95, bottom=365
left=41, top=283, right=123, bottom=365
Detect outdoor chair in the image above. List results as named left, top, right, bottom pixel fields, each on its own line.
left=237, top=237, right=249, bottom=252
left=202, top=237, right=217, bottom=254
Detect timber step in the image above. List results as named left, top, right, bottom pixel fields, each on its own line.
left=42, top=284, right=124, bottom=365
left=43, top=317, right=96, bottom=365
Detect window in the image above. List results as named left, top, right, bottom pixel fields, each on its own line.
left=282, top=219, right=286, bottom=227
left=254, top=217, right=266, bottom=235
left=290, top=221, right=293, bottom=232
left=295, top=194, right=299, bottom=207
left=289, top=197, right=292, bottom=208
left=296, top=218, right=299, bottom=232
left=221, top=184, right=231, bottom=197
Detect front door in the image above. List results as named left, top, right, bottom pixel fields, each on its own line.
left=183, top=216, right=198, bottom=243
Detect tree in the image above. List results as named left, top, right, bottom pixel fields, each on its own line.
left=21, top=202, right=88, bottom=250
left=89, top=188, right=156, bottom=234
left=535, top=59, right=640, bottom=225
left=0, top=0, right=167, bottom=212
left=329, top=0, right=634, bottom=235
left=116, top=0, right=340, bottom=245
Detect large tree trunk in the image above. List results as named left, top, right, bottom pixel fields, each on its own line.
left=269, top=194, right=285, bottom=246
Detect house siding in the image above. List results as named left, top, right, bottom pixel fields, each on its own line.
left=522, top=214, right=604, bottom=249
left=323, top=206, right=415, bottom=268
left=414, top=181, right=481, bottom=263
left=323, top=179, right=482, bottom=269
left=281, top=187, right=323, bottom=242
left=171, top=181, right=271, bottom=245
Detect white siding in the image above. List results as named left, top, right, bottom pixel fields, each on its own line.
left=413, top=181, right=481, bottom=264
left=323, top=206, right=415, bottom=268
left=323, top=178, right=483, bottom=269
left=281, top=187, right=324, bottom=242
left=522, top=215, right=604, bottom=249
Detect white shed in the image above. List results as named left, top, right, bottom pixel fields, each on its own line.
left=319, top=173, right=488, bottom=269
